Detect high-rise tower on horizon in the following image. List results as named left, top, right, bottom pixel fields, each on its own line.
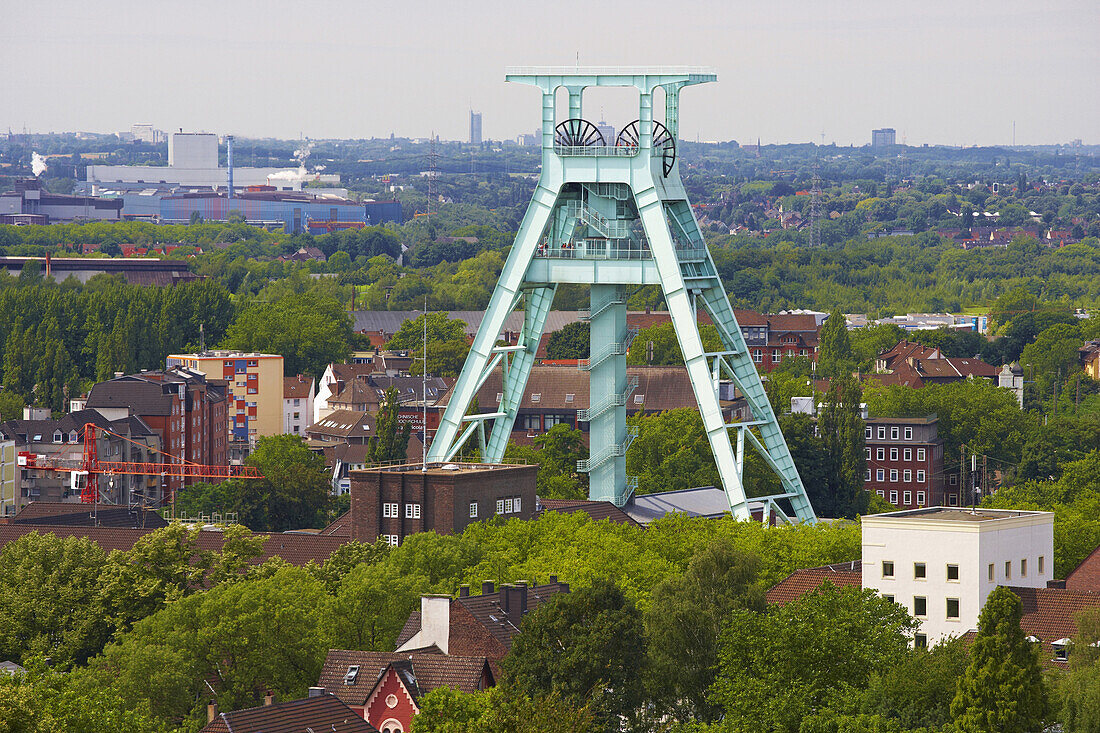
left=469, top=111, right=482, bottom=145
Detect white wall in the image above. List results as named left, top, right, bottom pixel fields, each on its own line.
left=168, top=133, right=218, bottom=168
left=863, top=509, right=1054, bottom=645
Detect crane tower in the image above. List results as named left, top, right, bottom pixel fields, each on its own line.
left=427, top=67, right=817, bottom=523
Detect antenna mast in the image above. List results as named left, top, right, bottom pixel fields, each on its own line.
left=422, top=297, right=428, bottom=472
left=809, top=164, right=822, bottom=249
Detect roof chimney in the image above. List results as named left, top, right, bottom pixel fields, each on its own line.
left=419, top=594, right=451, bottom=654
left=207, top=703, right=218, bottom=723
left=263, top=691, right=274, bottom=706
left=502, top=583, right=528, bottom=628
left=307, top=686, right=325, bottom=698
left=548, top=575, right=557, bottom=585
left=459, top=584, right=470, bottom=598
left=482, top=580, right=494, bottom=595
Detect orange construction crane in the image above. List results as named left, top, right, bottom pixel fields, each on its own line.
left=18, top=422, right=263, bottom=504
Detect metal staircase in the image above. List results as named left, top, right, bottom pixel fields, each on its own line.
left=577, top=426, right=639, bottom=472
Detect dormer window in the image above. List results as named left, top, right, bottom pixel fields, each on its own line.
left=69, top=431, right=79, bottom=443
left=344, top=665, right=360, bottom=685
left=53, top=431, right=63, bottom=444
left=1052, top=639, right=1070, bottom=662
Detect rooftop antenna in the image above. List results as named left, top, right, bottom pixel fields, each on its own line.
left=199, top=323, right=205, bottom=353
left=226, top=135, right=235, bottom=200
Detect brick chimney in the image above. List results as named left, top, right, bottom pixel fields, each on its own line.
left=459, top=584, right=470, bottom=598
left=482, top=580, right=494, bottom=595
left=263, top=691, right=274, bottom=706
left=207, top=703, right=218, bottom=723
left=500, top=582, right=528, bottom=628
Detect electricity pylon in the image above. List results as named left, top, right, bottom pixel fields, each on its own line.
left=427, top=67, right=816, bottom=524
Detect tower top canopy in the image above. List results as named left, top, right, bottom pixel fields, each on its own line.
left=505, top=66, right=717, bottom=92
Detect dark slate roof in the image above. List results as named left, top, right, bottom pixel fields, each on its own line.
left=765, top=561, right=864, bottom=605
left=535, top=499, right=641, bottom=526
left=199, top=693, right=376, bottom=733
left=306, top=410, right=376, bottom=440
left=0, top=525, right=349, bottom=566
left=455, top=582, right=569, bottom=650
left=86, top=376, right=176, bottom=416
left=624, top=486, right=734, bottom=524
left=10, top=501, right=167, bottom=529
left=318, top=649, right=492, bottom=707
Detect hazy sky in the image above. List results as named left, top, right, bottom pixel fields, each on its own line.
left=3, top=0, right=1097, bottom=146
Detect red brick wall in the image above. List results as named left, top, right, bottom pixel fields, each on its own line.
left=448, top=603, right=510, bottom=662
left=364, top=668, right=418, bottom=732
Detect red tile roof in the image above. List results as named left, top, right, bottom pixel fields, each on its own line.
left=1009, top=586, right=1100, bottom=668
left=199, top=693, right=375, bottom=733
left=765, top=561, right=863, bottom=605
left=321, top=511, right=352, bottom=536
left=0, top=524, right=349, bottom=566
left=318, top=649, right=493, bottom=707
left=284, top=376, right=314, bottom=399
left=535, top=499, right=640, bottom=526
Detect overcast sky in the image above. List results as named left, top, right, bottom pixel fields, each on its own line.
left=2, top=0, right=1096, bottom=146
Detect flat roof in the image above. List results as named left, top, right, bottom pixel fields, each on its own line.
left=169, top=351, right=282, bottom=359
left=356, top=461, right=532, bottom=476
left=871, top=507, right=1049, bottom=522
left=865, top=415, right=938, bottom=424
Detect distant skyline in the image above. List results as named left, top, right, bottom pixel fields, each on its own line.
left=2, top=0, right=1097, bottom=147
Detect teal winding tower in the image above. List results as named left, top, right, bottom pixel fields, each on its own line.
left=427, top=67, right=817, bottom=524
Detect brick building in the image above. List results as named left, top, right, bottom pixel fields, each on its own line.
left=871, top=340, right=998, bottom=388
left=318, top=649, right=493, bottom=731
left=863, top=415, right=950, bottom=510
left=85, top=367, right=230, bottom=500
left=436, top=365, right=749, bottom=447
left=200, top=693, right=372, bottom=733
left=349, top=462, right=536, bottom=546
left=395, top=579, right=570, bottom=664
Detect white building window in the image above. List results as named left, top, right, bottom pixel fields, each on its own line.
left=946, top=598, right=960, bottom=619
left=865, top=469, right=872, bottom=481
left=383, top=502, right=398, bottom=518
left=916, top=470, right=926, bottom=483
left=904, top=427, right=913, bottom=440
left=877, top=448, right=885, bottom=461
left=947, top=564, right=959, bottom=581
left=878, top=426, right=886, bottom=440
left=890, top=469, right=899, bottom=482
left=903, top=490, right=911, bottom=505
left=469, top=501, right=478, bottom=518
left=405, top=503, right=421, bottom=519
left=384, top=534, right=400, bottom=547
left=890, top=448, right=899, bottom=461
left=903, top=470, right=912, bottom=482
left=917, top=491, right=926, bottom=505
left=882, top=561, right=894, bottom=578
left=877, top=469, right=885, bottom=481
left=891, top=426, right=899, bottom=440
left=772, top=348, right=781, bottom=361
left=505, top=498, right=514, bottom=513
left=890, top=490, right=898, bottom=504
left=753, top=350, right=762, bottom=363
left=1021, top=558, right=1027, bottom=577
left=904, top=448, right=912, bottom=461
left=496, top=499, right=505, bottom=514
left=1039, top=556, right=1045, bottom=574
left=917, top=448, right=926, bottom=462
left=865, top=426, right=873, bottom=439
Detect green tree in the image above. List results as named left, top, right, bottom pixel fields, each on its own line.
left=863, top=637, right=970, bottom=730
left=505, top=424, right=589, bottom=500
left=92, top=566, right=330, bottom=729
left=626, top=409, right=719, bottom=495
left=709, top=583, right=917, bottom=733
left=818, top=374, right=867, bottom=518
left=412, top=687, right=596, bottom=733
left=224, top=293, right=353, bottom=378
left=1018, top=417, right=1100, bottom=481
left=235, top=434, right=332, bottom=531
left=644, top=539, right=765, bottom=723
left=625, top=321, right=722, bottom=366
left=951, top=586, right=1048, bottom=733
left=0, top=532, right=110, bottom=669
left=367, top=386, right=412, bottom=464
left=818, top=312, right=856, bottom=379
left=386, top=312, right=471, bottom=377
left=545, top=321, right=590, bottom=360
left=1057, top=607, right=1100, bottom=732
left=327, top=561, right=426, bottom=651
left=779, top=413, right=830, bottom=505
left=1019, top=322, right=1084, bottom=398
left=0, top=389, right=25, bottom=420
left=503, top=578, right=646, bottom=731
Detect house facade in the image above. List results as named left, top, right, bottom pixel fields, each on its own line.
left=863, top=416, right=948, bottom=510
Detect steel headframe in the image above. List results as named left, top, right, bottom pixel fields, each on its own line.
left=427, top=67, right=817, bottom=524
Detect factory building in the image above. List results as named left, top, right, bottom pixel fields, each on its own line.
left=159, top=188, right=368, bottom=234
left=0, top=178, right=121, bottom=224
left=83, top=132, right=340, bottom=192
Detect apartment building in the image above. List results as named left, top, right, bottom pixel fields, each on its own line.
left=284, top=375, right=315, bottom=435
left=864, top=415, right=951, bottom=510
left=167, top=351, right=283, bottom=452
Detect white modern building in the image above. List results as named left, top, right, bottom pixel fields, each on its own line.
left=862, top=507, right=1054, bottom=647
left=284, top=375, right=315, bottom=436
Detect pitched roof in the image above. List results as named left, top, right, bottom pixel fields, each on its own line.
left=765, top=561, right=864, bottom=605
left=284, top=376, right=314, bottom=399
left=0, top=525, right=349, bottom=565
left=86, top=376, right=177, bottom=415
left=318, top=649, right=492, bottom=707
left=306, top=410, right=376, bottom=440
left=1008, top=585, right=1100, bottom=667
left=1066, top=544, right=1100, bottom=592
left=320, top=511, right=352, bottom=536
left=454, top=582, right=569, bottom=650
left=535, top=499, right=640, bottom=526
left=199, top=693, right=375, bottom=733
left=10, top=501, right=167, bottom=529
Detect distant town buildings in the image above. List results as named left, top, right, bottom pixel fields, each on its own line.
left=872, top=128, right=896, bottom=147
left=469, top=111, right=483, bottom=145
